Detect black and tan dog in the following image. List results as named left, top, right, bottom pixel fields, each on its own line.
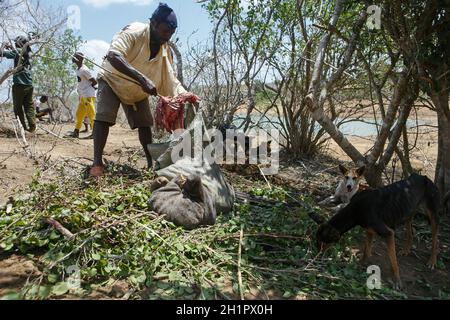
left=316, top=173, right=441, bottom=289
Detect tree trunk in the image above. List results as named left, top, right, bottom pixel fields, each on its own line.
left=432, top=92, right=450, bottom=205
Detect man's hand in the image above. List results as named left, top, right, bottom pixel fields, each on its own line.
left=2, top=42, right=13, bottom=50
left=139, top=76, right=158, bottom=96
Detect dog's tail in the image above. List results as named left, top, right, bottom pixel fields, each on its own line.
left=423, top=176, right=442, bottom=221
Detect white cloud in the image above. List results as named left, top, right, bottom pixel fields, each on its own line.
left=82, top=0, right=154, bottom=8
left=79, top=39, right=111, bottom=76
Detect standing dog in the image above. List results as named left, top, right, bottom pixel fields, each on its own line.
left=316, top=173, right=441, bottom=290
left=320, top=164, right=366, bottom=208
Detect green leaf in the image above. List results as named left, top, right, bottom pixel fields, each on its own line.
left=47, top=274, right=59, bottom=284
left=91, top=253, right=101, bottom=260
left=0, top=242, right=14, bottom=251
left=157, top=282, right=170, bottom=290
left=49, top=231, right=61, bottom=240
left=87, top=268, right=98, bottom=277
left=51, top=282, right=69, bottom=296
left=1, top=291, right=22, bottom=300
left=168, top=272, right=179, bottom=281
left=38, top=286, right=52, bottom=299
left=129, top=270, right=146, bottom=285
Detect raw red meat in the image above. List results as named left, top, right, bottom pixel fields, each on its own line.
left=155, top=92, right=200, bottom=133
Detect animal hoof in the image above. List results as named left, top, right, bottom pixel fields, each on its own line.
left=427, top=260, right=436, bottom=270
left=393, top=279, right=403, bottom=291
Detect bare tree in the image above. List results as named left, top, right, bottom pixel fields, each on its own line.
left=0, top=0, right=66, bottom=86
left=381, top=0, right=450, bottom=203
left=302, top=0, right=421, bottom=186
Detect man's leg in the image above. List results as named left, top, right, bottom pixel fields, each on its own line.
left=48, top=108, right=54, bottom=123
left=125, top=98, right=154, bottom=169
left=12, top=84, right=27, bottom=130
left=92, top=120, right=110, bottom=167
left=81, top=119, right=89, bottom=133
left=44, top=107, right=55, bottom=122
left=90, top=79, right=121, bottom=177
left=138, top=127, right=153, bottom=168
left=85, top=98, right=96, bottom=137
left=70, top=99, right=87, bottom=138
left=23, top=86, right=35, bottom=132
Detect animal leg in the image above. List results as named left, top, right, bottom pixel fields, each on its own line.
left=400, top=219, right=413, bottom=256
left=427, top=209, right=439, bottom=270
left=361, top=229, right=375, bottom=263
left=319, top=195, right=337, bottom=206
left=385, top=230, right=402, bottom=290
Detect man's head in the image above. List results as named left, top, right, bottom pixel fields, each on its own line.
left=40, top=95, right=48, bottom=103
left=150, top=3, right=177, bottom=45
left=14, top=36, right=29, bottom=49
left=72, top=52, right=84, bottom=65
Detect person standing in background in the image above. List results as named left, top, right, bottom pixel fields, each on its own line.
left=0, top=36, right=35, bottom=132
left=65, top=52, right=97, bottom=138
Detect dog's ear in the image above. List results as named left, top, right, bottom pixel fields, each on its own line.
left=339, top=164, right=348, bottom=175
left=356, top=165, right=366, bottom=177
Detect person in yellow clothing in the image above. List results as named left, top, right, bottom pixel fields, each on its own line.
left=66, top=52, right=97, bottom=138
left=89, top=3, right=189, bottom=177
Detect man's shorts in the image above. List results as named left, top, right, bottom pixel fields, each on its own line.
left=95, top=78, right=153, bottom=129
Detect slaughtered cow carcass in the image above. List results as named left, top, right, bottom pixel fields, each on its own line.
left=155, top=93, right=200, bottom=133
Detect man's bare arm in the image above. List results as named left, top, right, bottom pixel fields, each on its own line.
left=0, top=49, right=16, bottom=59
left=107, top=51, right=157, bottom=96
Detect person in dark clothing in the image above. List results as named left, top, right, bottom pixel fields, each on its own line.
left=35, top=95, right=54, bottom=122
left=0, top=36, right=35, bottom=132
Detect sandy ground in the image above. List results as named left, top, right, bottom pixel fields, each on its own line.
left=326, top=130, right=438, bottom=178
left=0, top=118, right=149, bottom=204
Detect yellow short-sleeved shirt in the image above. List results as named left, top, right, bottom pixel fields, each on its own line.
left=98, top=22, right=186, bottom=105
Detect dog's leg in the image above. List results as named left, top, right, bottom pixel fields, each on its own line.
left=331, top=203, right=346, bottom=213
left=319, top=195, right=339, bottom=206
left=361, top=229, right=376, bottom=263
left=427, top=209, right=439, bottom=270
left=400, top=219, right=413, bottom=256
left=319, top=196, right=333, bottom=206
left=385, top=230, right=402, bottom=290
